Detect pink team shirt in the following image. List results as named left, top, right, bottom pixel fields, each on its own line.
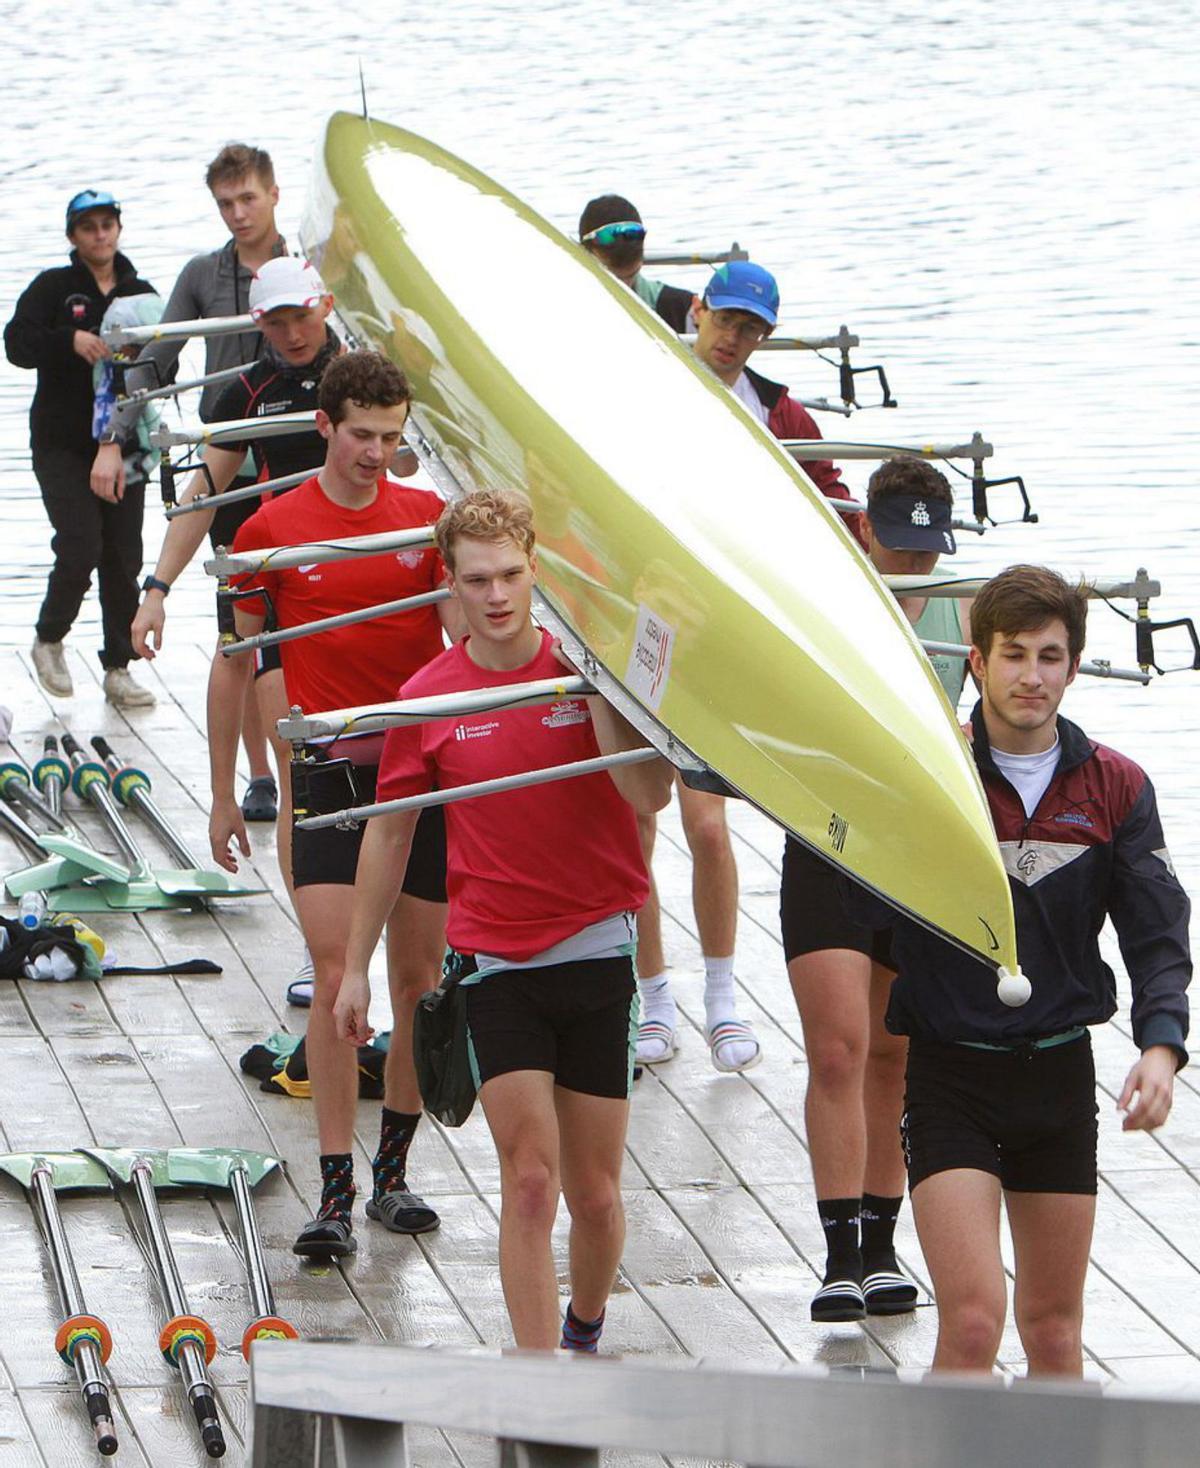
left=376, top=629, right=648, bottom=960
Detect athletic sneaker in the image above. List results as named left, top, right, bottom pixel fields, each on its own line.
left=103, top=667, right=155, bottom=709
left=287, top=947, right=315, bottom=1007
left=31, top=638, right=72, bottom=697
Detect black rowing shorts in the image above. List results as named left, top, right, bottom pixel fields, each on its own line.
left=292, top=764, right=446, bottom=900
left=463, top=956, right=638, bottom=1099
left=902, top=1033, right=1098, bottom=1195
left=779, top=836, right=894, bottom=967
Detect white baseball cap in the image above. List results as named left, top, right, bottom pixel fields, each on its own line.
left=248, top=257, right=327, bottom=319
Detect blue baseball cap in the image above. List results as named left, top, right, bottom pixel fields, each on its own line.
left=703, top=260, right=779, bottom=327
left=66, top=189, right=121, bottom=231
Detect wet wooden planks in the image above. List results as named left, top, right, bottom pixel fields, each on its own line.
left=2, top=641, right=1200, bottom=1465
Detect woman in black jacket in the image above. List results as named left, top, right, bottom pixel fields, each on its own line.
left=4, top=189, right=157, bottom=707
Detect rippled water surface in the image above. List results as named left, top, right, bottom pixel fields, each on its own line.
left=1, top=0, right=1196, bottom=899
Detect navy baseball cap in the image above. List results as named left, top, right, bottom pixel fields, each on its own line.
left=869, top=492, right=957, bottom=555
left=66, top=189, right=121, bottom=231
left=703, top=260, right=779, bottom=326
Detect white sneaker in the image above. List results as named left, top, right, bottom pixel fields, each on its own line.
left=31, top=639, right=73, bottom=697
left=102, top=667, right=155, bottom=709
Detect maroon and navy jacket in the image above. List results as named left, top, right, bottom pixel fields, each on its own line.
left=743, top=366, right=865, bottom=549
left=882, top=707, right=1191, bottom=1062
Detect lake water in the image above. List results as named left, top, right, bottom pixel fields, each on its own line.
left=1, top=0, right=1196, bottom=906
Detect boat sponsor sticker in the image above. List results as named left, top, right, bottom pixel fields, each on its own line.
left=626, top=604, right=675, bottom=712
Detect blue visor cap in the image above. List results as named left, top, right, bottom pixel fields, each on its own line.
left=66, top=190, right=121, bottom=230
left=869, top=492, right=957, bottom=555
left=703, top=260, right=779, bottom=326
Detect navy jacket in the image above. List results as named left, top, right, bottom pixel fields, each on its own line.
left=881, top=706, right=1191, bottom=1062
left=5, top=250, right=155, bottom=455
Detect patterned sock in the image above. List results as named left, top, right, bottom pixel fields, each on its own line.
left=560, top=1303, right=605, bottom=1353
left=860, top=1193, right=903, bottom=1273
left=860, top=1193, right=917, bottom=1311
left=373, top=1108, right=421, bottom=1198
left=817, top=1196, right=862, bottom=1283
left=317, top=1153, right=356, bottom=1224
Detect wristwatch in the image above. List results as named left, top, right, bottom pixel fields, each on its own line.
left=142, top=575, right=171, bottom=596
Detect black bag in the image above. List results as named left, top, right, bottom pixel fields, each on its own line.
left=413, top=954, right=477, bottom=1126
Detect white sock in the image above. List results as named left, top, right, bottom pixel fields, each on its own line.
left=703, top=955, right=758, bottom=1069
left=635, top=974, right=676, bottom=1062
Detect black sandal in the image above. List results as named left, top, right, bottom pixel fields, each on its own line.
left=242, top=775, right=278, bottom=823
left=366, top=1189, right=441, bottom=1235
left=293, top=1214, right=356, bottom=1258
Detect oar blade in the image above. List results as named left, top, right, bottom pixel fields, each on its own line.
left=154, top=869, right=269, bottom=899
left=0, top=1151, right=111, bottom=1191
left=167, top=1148, right=284, bottom=1189
left=39, top=835, right=132, bottom=883
left=79, top=1147, right=174, bottom=1187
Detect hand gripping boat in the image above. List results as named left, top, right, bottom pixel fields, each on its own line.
left=299, top=112, right=1028, bottom=1005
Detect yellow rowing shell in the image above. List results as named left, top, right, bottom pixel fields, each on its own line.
left=301, top=111, right=1021, bottom=982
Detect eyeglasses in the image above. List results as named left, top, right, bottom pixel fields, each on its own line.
left=706, top=309, right=769, bottom=343
left=581, top=221, right=646, bottom=247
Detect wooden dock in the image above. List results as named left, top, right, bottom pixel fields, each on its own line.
left=2, top=638, right=1199, bottom=1467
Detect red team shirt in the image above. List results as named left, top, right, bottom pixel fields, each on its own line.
left=231, top=475, right=447, bottom=713
left=377, top=629, right=648, bottom=960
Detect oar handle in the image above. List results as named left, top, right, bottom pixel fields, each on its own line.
left=60, top=731, right=84, bottom=764
left=44, top=735, right=59, bottom=756
left=90, top=735, right=116, bottom=766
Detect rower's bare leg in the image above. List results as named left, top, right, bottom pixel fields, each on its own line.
left=382, top=894, right=447, bottom=1114
left=863, top=961, right=908, bottom=1197
left=254, top=668, right=295, bottom=900
left=1007, top=1190, right=1094, bottom=1377
left=912, top=1168, right=1006, bottom=1373
left=678, top=782, right=757, bottom=1070
left=634, top=809, right=676, bottom=1063
left=789, top=948, right=871, bottom=1197
left=479, top=1069, right=562, bottom=1348
left=557, top=1087, right=630, bottom=1332
left=293, top=883, right=361, bottom=1247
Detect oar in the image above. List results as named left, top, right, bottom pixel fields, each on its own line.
left=0, top=757, right=69, bottom=831
left=79, top=1149, right=224, bottom=1459
left=163, top=468, right=313, bottom=520
left=151, top=410, right=315, bottom=451
left=163, top=1149, right=298, bottom=1361
left=221, top=587, right=451, bottom=656
left=643, top=241, right=748, bottom=266
left=33, top=735, right=70, bottom=820
left=277, top=675, right=595, bottom=743
left=118, top=360, right=251, bottom=410
left=88, top=738, right=268, bottom=901
left=296, top=747, right=662, bottom=832
left=102, top=312, right=252, bottom=350
left=0, top=1152, right=119, bottom=1457
left=1, top=788, right=135, bottom=900
left=205, top=523, right=435, bottom=578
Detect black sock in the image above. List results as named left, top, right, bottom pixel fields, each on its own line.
left=860, top=1193, right=903, bottom=1274
left=373, top=1108, right=421, bottom=1198
left=318, top=1153, right=356, bottom=1224
left=817, top=1197, right=862, bottom=1283
left=561, top=1302, right=605, bottom=1352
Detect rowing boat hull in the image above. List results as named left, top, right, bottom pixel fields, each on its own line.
left=301, top=113, right=1018, bottom=976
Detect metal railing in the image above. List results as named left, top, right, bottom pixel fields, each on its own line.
left=248, top=1341, right=1200, bottom=1467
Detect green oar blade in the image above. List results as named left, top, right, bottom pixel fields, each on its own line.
left=88, top=879, right=198, bottom=912
left=154, top=870, right=269, bottom=899
left=166, top=1148, right=283, bottom=1189
left=79, top=1147, right=176, bottom=1188
left=0, top=1151, right=111, bottom=1191
left=39, top=835, right=132, bottom=882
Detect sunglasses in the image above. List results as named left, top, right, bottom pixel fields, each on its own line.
left=581, top=221, right=646, bottom=247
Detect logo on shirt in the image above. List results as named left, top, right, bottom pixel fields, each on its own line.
left=66, top=293, right=90, bottom=323
left=910, top=500, right=931, bottom=527
left=396, top=551, right=424, bottom=569
left=541, top=700, right=589, bottom=729
left=454, top=720, right=499, bottom=742
left=257, top=400, right=290, bottom=416
left=1054, top=811, right=1093, bottom=827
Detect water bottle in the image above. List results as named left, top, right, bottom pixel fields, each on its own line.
left=18, top=892, right=47, bottom=930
